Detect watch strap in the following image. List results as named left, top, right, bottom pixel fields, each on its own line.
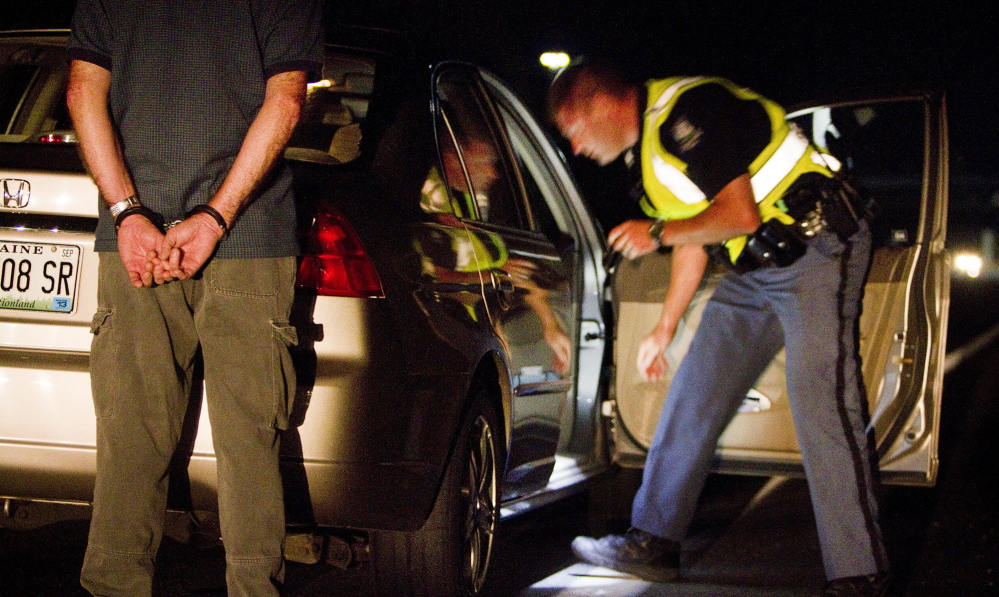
left=648, top=219, right=665, bottom=248
left=108, top=195, right=141, bottom=219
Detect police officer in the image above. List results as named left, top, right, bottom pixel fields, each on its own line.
left=549, top=59, right=890, bottom=597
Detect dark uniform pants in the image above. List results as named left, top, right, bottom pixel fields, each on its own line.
left=631, top=222, right=889, bottom=580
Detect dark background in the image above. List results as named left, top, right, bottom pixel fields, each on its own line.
left=319, top=1, right=996, bottom=236
left=7, top=0, right=997, bottom=237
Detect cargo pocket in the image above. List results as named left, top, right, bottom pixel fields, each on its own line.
left=90, top=307, right=113, bottom=335
left=270, top=320, right=299, bottom=430
left=89, top=307, right=116, bottom=419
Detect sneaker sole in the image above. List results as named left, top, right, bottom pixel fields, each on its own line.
left=571, top=543, right=679, bottom=583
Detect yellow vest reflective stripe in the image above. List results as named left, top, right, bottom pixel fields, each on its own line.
left=639, top=77, right=837, bottom=263
left=750, top=129, right=810, bottom=204
left=647, top=130, right=815, bottom=207
left=648, top=152, right=705, bottom=205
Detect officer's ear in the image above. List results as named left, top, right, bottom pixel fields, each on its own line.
left=591, top=91, right=635, bottom=131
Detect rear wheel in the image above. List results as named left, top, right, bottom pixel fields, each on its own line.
left=369, top=389, right=501, bottom=596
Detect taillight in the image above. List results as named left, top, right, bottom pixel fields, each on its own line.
left=296, top=206, right=384, bottom=297
left=37, top=133, right=77, bottom=143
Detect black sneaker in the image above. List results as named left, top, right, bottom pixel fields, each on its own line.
left=570, top=528, right=680, bottom=583
left=823, top=572, right=892, bottom=597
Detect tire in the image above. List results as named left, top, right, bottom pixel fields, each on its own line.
left=369, top=389, right=501, bottom=596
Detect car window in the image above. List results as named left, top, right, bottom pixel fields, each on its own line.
left=0, top=64, right=40, bottom=132
left=285, top=53, right=375, bottom=166
left=0, top=43, right=73, bottom=144
left=494, top=101, right=579, bottom=246
left=789, top=101, right=925, bottom=247
left=417, top=128, right=466, bottom=217
left=433, top=66, right=523, bottom=228
left=0, top=41, right=378, bottom=158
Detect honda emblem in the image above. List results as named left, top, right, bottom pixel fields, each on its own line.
left=2, top=179, right=31, bottom=209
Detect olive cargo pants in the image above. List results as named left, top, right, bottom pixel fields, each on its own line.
left=81, top=255, right=298, bottom=597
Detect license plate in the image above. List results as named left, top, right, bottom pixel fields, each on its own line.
left=0, top=241, right=81, bottom=313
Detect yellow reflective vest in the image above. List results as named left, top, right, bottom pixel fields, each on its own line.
left=638, top=77, right=837, bottom=263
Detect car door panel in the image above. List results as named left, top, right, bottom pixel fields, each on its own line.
left=433, top=64, right=576, bottom=498
left=485, top=72, right=611, bottom=502
left=482, top=226, right=575, bottom=495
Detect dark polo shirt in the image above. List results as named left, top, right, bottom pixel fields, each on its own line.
left=68, top=0, right=324, bottom=258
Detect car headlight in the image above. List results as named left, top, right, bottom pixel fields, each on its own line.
left=954, top=252, right=983, bottom=278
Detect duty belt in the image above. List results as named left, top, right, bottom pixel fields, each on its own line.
left=718, top=173, right=875, bottom=273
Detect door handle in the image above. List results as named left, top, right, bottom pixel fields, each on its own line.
left=491, top=268, right=515, bottom=294
left=490, top=268, right=516, bottom=311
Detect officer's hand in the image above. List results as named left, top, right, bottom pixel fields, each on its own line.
left=158, top=213, right=225, bottom=280
left=636, top=328, right=673, bottom=382
left=116, top=215, right=164, bottom=288
left=608, top=219, right=660, bottom=260
left=503, top=258, right=537, bottom=287
left=545, top=325, right=572, bottom=377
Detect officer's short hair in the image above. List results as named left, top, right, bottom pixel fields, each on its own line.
left=547, top=58, right=633, bottom=122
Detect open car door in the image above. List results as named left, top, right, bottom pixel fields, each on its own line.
left=608, top=91, right=949, bottom=486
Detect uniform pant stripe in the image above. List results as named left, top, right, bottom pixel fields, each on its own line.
left=834, top=236, right=890, bottom=572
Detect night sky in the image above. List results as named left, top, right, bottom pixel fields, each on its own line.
left=441, top=2, right=997, bottom=232
left=326, top=1, right=996, bottom=229
left=13, top=1, right=988, bottom=110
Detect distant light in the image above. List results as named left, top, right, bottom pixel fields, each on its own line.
left=955, top=252, right=983, bottom=278
left=539, top=52, right=570, bottom=70
left=307, top=79, right=333, bottom=89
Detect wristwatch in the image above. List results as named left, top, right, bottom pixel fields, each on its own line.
left=648, top=219, right=665, bottom=248
left=108, top=195, right=141, bottom=219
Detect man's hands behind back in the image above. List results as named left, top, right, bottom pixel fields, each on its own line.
left=155, top=212, right=226, bottom=282
left=116, top=215, right=164, bottom=288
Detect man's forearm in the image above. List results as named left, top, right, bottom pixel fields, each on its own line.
left=207, top=71, right=307, bottom=226
left=635, top=243, right=708, bottom=381
left=658, top=173, right=761, bottom=247
left=655, top=244, right=709, bottom=337
left=66, top=60, right=136, bottom=207
left=67, top=59, right=163, bottom=287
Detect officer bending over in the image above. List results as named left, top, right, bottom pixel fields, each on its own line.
left=549, top=59, right=890, bottom=597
